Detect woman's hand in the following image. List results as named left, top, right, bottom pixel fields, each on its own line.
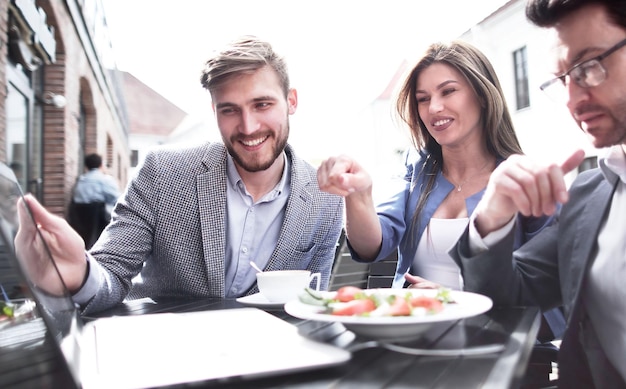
left=317, top=155, right=373, bottom=197
left=317, top=155, right=382, bottom=261
left=405, top=273, right=441, bottom=289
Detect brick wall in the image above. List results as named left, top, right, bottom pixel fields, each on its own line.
left=2, top=1, right=130, bottom=217
left=39, top=1, right=129, bottom=215
left=42, top=53, right=71, bottom=215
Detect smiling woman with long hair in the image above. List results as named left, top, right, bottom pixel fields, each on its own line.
left=317, top=39, right=564, bottom=340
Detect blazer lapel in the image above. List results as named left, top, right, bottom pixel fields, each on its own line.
left=197, top=144, right=228, bottom=297
left=265, top=146, right=313, bottom=271
left=566, top=176, right=617, bottom=308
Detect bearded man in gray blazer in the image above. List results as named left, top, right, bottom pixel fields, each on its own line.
left=15, top=36, right=344, bottom=315
left=450, top=1, right=626, bottom=388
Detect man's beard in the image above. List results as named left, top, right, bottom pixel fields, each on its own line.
left=576, top=97, right=626, bottom=148
left=227, top=124, right=289, bottom=173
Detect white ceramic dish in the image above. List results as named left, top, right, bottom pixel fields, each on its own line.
left=236, top=293, right=286, bottom=308
left=284, top=289, right=493, bottom=341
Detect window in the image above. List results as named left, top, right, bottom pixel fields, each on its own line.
left=579, top=156, right=598, bottom=172
left=513, top=46, right=530, bottom=110
left=106, top=135, right=113, bottom=170
left=6, top=82, right=28, bottom=190
left=6, top=63, right=42, bottom=197
left=130, top=150, right=139, bottom=167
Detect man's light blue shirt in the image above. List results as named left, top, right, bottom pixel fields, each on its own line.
left=224, top=153, right=290, bottom=297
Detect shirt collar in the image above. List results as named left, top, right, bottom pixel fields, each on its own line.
left=599, top=145, right=626, bottom=184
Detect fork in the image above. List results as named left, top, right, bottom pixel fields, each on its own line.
left=348, top=340, right=504, bottom=357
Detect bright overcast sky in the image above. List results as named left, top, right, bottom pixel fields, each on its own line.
left=102, top=0, right=509, bottom=164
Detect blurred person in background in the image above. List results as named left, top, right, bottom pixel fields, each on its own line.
left=69, top=153, right=120, bottom=248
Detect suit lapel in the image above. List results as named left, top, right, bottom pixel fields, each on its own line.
left=567, top=176, right=617, bottom=308
left=197, top=144, right=228, bottom=297
left=265, top=146, right=312, bottom=271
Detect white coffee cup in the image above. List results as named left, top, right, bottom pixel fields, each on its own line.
left=256, top=270, right=321, bottom=303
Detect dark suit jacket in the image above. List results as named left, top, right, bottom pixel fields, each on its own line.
left=83, top=143, right=344, bottom=314
left=451, top=167, right=624, bottom=388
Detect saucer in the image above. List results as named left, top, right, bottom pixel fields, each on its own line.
left=236, top=293, right=286, bottom=308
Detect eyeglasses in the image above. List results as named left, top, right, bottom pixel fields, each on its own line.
left=540, top=38, right=626, bottom=101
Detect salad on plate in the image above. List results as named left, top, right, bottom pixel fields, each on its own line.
left=0, top=298, right=37, bottom=329
left=298, top=285, right=455, bottom=317
left=286, top=286, right=492, bottom=340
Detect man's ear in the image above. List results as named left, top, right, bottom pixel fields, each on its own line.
left=287, top=88, right=298, bottom=114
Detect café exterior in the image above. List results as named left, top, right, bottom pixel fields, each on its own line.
left=0, top=0, right=129, bottom=216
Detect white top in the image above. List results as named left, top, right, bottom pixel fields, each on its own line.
left=412, top=217, right=468, bottom=290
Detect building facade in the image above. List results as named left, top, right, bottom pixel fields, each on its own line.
left=367, top=0, right=597, bottom=191
left=460, top=0, right=598, bottom=178
left=2, top=0, right=129, bottom=216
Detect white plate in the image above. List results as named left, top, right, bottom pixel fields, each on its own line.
left=236, top=293, right=285, bottom=308
left=284, top=289, right=492, bottom=340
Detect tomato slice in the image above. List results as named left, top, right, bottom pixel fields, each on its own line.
left=334, top=286, right=364, bottom=302
left=388, top=296, right=411, bottom=316
left=410, top=295, right=444, bottom=313
left=332, top=298, right=376, bottom=316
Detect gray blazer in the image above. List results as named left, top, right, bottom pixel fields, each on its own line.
left=84, top=143, right=344, bottom=314
left=451, top=168, right=624, bottom=388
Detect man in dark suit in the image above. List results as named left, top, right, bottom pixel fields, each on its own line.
left=450, top=1, right=626, bottom=388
